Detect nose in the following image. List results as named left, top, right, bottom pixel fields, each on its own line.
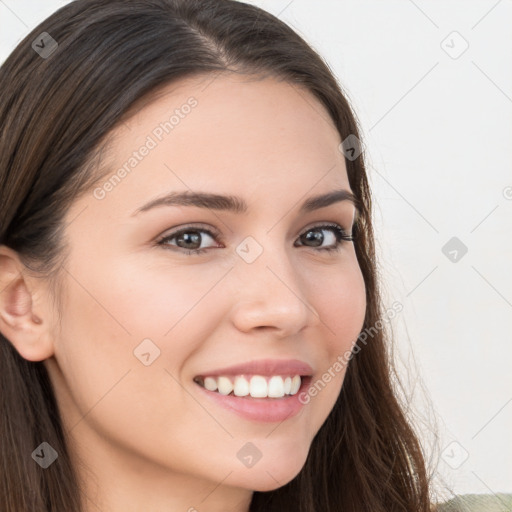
left=228, top=243, right=321, bottom=337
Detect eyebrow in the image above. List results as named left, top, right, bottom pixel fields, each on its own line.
left=131, top=188, right=360, bottom=217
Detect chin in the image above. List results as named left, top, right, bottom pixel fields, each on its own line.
left=231, top=448, right=308, bottom=492
left=248, top=465, right=305, bottom=492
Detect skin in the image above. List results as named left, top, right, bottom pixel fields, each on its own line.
left=0, top=73, right=366, bottom=512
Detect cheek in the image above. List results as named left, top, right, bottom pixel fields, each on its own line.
left=53, top=257, right=234, bottom=439
left=294, top=258, right=366, bottom=433
left=52, top=259, right=205, bottom=416
left=107, top=257, right=228, bottom=328
left=52, top=263, right=228, bottom=470
left=312, top=258, right=367, bottom=355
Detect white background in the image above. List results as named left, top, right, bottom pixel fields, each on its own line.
left=1, top=0, right=511, bottom=500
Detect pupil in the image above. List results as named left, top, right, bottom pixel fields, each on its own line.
left=178, top=231, right=200, bottom=249
left=304, top=230, right=323, bottom=247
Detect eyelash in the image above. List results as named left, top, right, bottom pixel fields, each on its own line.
left=156, top=223, right=355, bottom=256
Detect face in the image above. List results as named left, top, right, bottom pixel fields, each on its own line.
left=43, top=73, right=366, bottom=496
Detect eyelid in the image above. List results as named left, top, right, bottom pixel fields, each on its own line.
left=302, top=220, right=353, bottom=236
left=156, top=223, right=222, bottom=241
left=157, top=220, right=352, bottom=239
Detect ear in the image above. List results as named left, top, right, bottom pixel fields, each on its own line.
left=0, top=245, right=55, bottom=361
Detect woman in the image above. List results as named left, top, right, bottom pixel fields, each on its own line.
left=0, top=0, right=475, bottom=510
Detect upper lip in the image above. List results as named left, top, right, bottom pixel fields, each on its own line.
left=195, top=358, right=314, bottom=377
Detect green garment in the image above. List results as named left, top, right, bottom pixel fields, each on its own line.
left=436, top=493, right=512, bottom=511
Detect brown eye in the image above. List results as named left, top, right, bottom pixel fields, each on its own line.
left=156, top=223, right=353, bottom=257
left=157, top=226, right=221, bottom=255
left=295, top=224, right=354, bottom=253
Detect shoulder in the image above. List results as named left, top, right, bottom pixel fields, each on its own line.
left=435, top=493, right=512, bottom=512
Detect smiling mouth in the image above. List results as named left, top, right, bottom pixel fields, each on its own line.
left=193, top=374, right=309, bottom=399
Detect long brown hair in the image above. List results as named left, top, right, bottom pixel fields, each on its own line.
left=0, top=1, right=435, bottom=510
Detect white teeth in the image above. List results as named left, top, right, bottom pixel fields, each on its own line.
left=233, top=376, right=250, bottom=397
left=290, top=375, right=301, bottom=395
left=283, top=376, right=292, bottom=394
left=217, top=376, right=233, bottom=395
left=268, top=376, right=285, bottom=398
left=204, top=377, right=218, bottom=392
left=196, top=374, right=303, bottom=398
left=249, top=376, right=268, bottom=397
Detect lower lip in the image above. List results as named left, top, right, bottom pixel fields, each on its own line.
left=194, top=377, right=312, bottom=423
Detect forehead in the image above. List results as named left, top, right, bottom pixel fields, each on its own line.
left=77, top=73, right=351, bottom=220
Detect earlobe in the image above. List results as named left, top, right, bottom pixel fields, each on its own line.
left=0, top=247, right=54, bottom=362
